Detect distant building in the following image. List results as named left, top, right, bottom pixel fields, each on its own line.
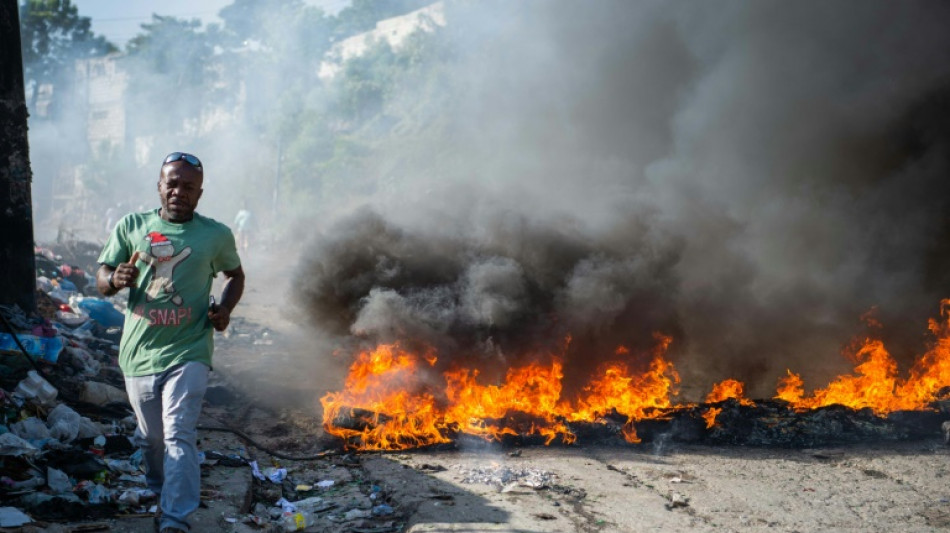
left=319, top=2, right=445, bottom=80
left=74, top=53, right=129, bottom=156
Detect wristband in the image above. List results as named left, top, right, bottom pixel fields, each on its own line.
left=108, top=271, right=118, bottom=290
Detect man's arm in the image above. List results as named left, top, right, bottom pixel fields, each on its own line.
left=96, top=251, right=140, bottom=296
left=208, top=265, right=245, bottom=332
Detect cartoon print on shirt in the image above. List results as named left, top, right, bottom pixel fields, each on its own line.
left=139, top=231, right=192, bottom=306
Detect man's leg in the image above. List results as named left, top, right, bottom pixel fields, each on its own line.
left=124, top=373, right=164, bottom=496
left=157, top=362, right=209, bottom=532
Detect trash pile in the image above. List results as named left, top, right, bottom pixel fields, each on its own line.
left=0, top=241, right=405, bottom=531
left=0, top=302, right=147, bottom=528
left=0, top=240, right=160, bottom=528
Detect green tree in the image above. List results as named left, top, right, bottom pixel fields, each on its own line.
left=18, top=0, right=115, bottom=114
left=122, top=15, right=221, bottom=143
left=217, top=0, right=334, bottom=133
left=332, top=0, right=432, bottom=40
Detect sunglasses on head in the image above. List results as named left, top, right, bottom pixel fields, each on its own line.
left=163, top=152, right=203, bottom=171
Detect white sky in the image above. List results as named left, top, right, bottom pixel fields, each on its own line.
left=72, top=0, right=350, bottom=48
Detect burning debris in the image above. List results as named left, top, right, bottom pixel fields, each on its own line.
left=318, top=300, right=950, bottom=451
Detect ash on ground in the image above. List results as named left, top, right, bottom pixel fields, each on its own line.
left=456, top=464, right=557, bottom=491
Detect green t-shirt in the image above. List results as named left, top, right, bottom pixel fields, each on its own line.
left=98, top=209, right=241, bottom=376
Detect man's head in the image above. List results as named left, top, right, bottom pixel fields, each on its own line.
left=158, top=152, right=204, bottom=222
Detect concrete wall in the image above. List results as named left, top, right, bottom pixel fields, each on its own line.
left=75, top=54, right=129, bottom=155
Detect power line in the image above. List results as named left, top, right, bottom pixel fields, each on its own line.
left=90, top=10, right=220, bottom=22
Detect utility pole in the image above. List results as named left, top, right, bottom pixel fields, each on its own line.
left=0, top=0, right=37, bottom=312
left=272, top=136, right=282, bottom=223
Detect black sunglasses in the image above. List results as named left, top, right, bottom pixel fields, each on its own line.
left=163, top=152, right=203, bottom=171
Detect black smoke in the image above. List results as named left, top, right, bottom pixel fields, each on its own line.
left=295, top=0, right=950, bottom=399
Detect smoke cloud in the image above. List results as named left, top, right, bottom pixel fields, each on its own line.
left=295, top=0, right=950, bottom=398
left=24, top=0, right=950, bottom=400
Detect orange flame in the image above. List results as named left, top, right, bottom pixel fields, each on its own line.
left=777, top=298, right=950, bottom=414
left=321, top=337, right=679, bottom=449
left=322, top=299, right=950, bottom=450
left=706, top=379, right=754, bottom=406
left=319, top=344, right=450, bottom=450
left=774, top=370, right=804, bottom=403
left=702, top=407, right=722, bottom=428
left=444, top=361, right=572, bottom=444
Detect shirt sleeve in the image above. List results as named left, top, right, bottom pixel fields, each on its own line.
left=213, top=227, right=242, bottom=273
left=97, top=215, right=132, bottom=267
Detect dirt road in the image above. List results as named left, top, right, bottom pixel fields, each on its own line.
left=357, top=440, right=950, bottom=532
left=206, top=248, right=950, bottom=533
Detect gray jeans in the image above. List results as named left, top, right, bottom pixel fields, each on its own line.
left=124, top=362, right=209, bottom=532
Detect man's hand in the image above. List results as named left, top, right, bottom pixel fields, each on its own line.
left=112, top=251, right=141, bottom=289
left=208, top=302, right=231, bottom=331
left=98, top=251, right=141, bottom=296
left=209, top=266, right=244, bottom=332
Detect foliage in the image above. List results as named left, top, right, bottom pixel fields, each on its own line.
left=122, top=15, right=222, bottom=142
left=332, top=0, right=433, bottom=40
left=217, top=0, right=335, bottom=136
left=21, top=0, right=454, bottom=231
left=18, top=0, right=115, bottom=112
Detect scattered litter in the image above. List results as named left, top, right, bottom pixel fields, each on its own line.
left=11, top=416, right=51, bottom=442
left=276, top=497, right=297, bottom=513
left=79, top=381, right=127, bottom=406
left=117, top=489, right=155, bottom=506
left=344, top=508, right=371, bottom=520
left=457, top=465, right=557, bottom=490
left=205, top=450, right=248, bottom=466
left=371, top=504, right=394, bottom=516
left=264, top=467, right=288, bottom=483
left=280, top=511, right=308, bottom=531
left=1, top=333, right=64, bottom=363
left=316, top=479, right=335, bottom=489
left=47, top=467, right=72, bottom=492
left=0, top=433, right=38, bottom=456
left=665, top=492, right=690, bottom=510
left=414, top=463, right=446, bottom=472
left=250, top=460, right=265, bottom=481
left=14, top=371, right=58, bottom=404
left=290, top=496, right=325, bottom=511
left=0, top=506, right=32, bottom=527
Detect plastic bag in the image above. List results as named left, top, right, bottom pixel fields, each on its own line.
left=47, top=467, right=72, bottom=493
left=0, top=433, right=38, bottom=456
left=11, top=417, right=51, bottom=441
left=47, top=404, right=82, bottom=442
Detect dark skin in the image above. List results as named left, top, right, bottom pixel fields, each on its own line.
left=97, top=161, right=245, bottom=331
